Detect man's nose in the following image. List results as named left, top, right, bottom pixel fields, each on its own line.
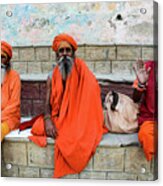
left=63, top=49, right=67, bottom=55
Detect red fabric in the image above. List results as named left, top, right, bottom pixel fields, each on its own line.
left=133, top=61, right=157, bottom=125
left=138, top=121, right=157, bottom=161
left=1, top=41, right=13, bottom=58
left=52, top=33, right=78, bottom=52
left=19, top=114, right=43, bottom=131
left=29, top=58, right=106, bottom=178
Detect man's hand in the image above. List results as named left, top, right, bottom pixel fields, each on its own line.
left=133, top=60, right=151, bottom=85
left=44, top=118, right=58, bottom=139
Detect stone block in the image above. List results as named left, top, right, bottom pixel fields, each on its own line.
left=63, top=173, right=79, bottom=179
left=41, top=62, right=54, bottom=73
left=76, top=46, right=85, bottom=59
left=1, top=163, right=18, bottom=177
left=21, top=82, right=40, bottom=99
left=83, top=158, right=93, bottom=171
left=27, top=143, right=54, bottom=168
left=125, top=147, right=151, bottom=174
left=142, top=47, right=154, bottom=61
left=85, top=46, right=108, bottom=61
left=117, top=46, right=141, bottom=60
left=2, top=142, right=27, bottom=166
left=12, top=62, right=28, bottom=74
left=85, top=61, right=95, bottom=72
left=106, top=172, right=137, bottom=180
left=111, top=61, right=134, bottom=74
left=33, top=100, right=45, bottom=115
left=94, top=147, right=125, bottom=171
left=36, top=47, right=50, bottom=61
left=12, top=48, right=19, bottom=62
left=95, top=61, right=111, bottom=74
left=150, top=156, right=158, bottom=179
left=19, top=166, right=40, bottom=178
left=106, top=46, right=116, bottom=60
left=21, top=99, right=33, bottom=116
left=50, top=48, right=56, bottom=61
left=40, top=168, right=54, bottom=178
left=28, top=62, right=42, bottom=74
left=40, top=82, right=47, bottom=100
left=79, top=171, right=106, bottom=180
left=19, top=48, right=35, bottom=62
left=137, top=173, right=156, bottom=181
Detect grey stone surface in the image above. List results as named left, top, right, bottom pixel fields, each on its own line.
left=19, top=166, right=40, bottom=178
left=117, top=46, right=141, bottom=60
left=125, top=147, right=151, bottom=174
left=95, top=61, right=111, bottom=74
left=106, top=172, right=137, bottom=180
left=40, top=168, right=54, bottom=178
left=36, top=47, right=50, bottom=61
left=94, top=147, right=125, bottom=171
left=1, top=162, right=19, bottom=177
left=99, top=133, right=140, bottom=147
left=19, top=48, right=35, bottom=62
left=2, top=142, right=27, bottom=166
left=27, top=143, right=54, bottom=168
left=79, top=171, right=106, bottom=180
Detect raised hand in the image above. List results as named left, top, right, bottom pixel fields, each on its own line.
left=133, top=60, right=151, bottom=85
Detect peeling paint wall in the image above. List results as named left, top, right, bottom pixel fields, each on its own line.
left=1, top=1, right=155, bottom=46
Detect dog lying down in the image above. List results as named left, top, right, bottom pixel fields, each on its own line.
left=104, top=91, right=139, bottom=133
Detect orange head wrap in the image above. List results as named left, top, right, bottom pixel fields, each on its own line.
left=52, top=33, right=78, bottom=52
left=1, top=41, right=13, bottom=59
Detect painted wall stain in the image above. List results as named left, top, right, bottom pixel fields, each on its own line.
left=0, top=1, right=154, bottom=46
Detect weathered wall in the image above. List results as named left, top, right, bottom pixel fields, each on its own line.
left=1, top=1, right=155, bottom=46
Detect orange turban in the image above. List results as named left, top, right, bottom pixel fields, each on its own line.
left=1, top=41, right=13, bottom=59
left=52, top=33, right=78, bottom=52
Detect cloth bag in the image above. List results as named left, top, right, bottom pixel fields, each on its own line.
left=104, top=91, right=139, bottom=133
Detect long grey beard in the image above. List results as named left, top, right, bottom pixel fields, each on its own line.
left=1, top=66, right=6, bottom=84
left=57, top=56, right=74, bottom=81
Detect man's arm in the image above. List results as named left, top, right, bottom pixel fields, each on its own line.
left=44, top=76, right=51, bottom=116
left=44, top=77, right=58, bottom=139
left=133, top=88, right=144, bottom=103
left=132, top=60, right=150, bottom=103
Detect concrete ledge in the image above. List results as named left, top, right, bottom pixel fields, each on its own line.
left=2, top=122, right=157, bottom=181
left=20, top=73, right=135, bottom=83
left=4, top=128, right=140, bottom=147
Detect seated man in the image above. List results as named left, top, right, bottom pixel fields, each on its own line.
left=1, top=41, right=21, bottom=141
left=27, top=33, right=107, bottom=178
left=133, top=60, right=157, bottom=161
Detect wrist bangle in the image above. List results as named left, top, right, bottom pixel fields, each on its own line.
left=138, top=82, right=146, bottom=88
left=136, top=84, right=146, bottom=92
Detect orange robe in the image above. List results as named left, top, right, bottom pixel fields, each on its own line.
left=1, top=70, right=21, bottom=130
left=29, top=58, right=106, bottom=178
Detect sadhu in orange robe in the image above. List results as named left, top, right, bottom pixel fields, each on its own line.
left=1, top=41, right=21, bottom=141
left=133, top=61, right=157, bottom=161
left=26, top=57, right=107, bottom=178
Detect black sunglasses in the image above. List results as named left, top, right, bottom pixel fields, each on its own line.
left=58, top=47, right=72, bottom=54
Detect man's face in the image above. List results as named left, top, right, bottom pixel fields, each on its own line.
left=57, top=41, right=73, bottom=59
left=1, top=52, right=9, bottom=84
left=1, top=52, right=9, bottom=66
left=56, top=42, right=74, bottom=81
